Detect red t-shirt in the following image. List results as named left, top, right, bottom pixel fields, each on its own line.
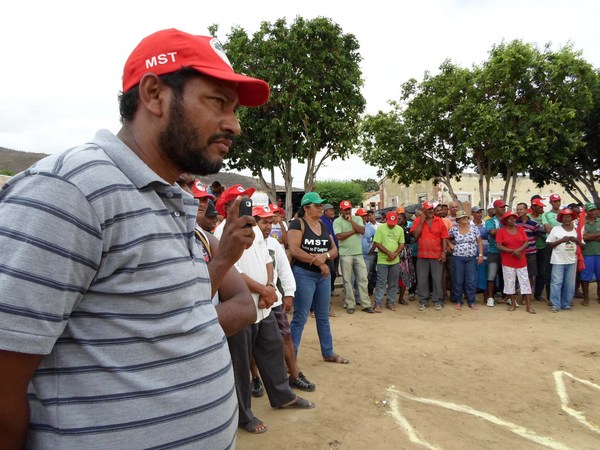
left=495, top=226, right=528, bottom=268
left=410, top=216, right=450, bottom=259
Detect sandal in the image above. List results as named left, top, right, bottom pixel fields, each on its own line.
left=289, top=372, right=316, bottom=392
left=278, top=396, right=315, bottom=409
left=373, top=305, right=382, bottom=313
left=507, top=305, right=516, bottom=311
left=251, top=377, right=264, bottom=398
left=242, top=417, right=268, bottom=434
left=386, top=304, right=397, bottom=311
left=527, top=307, right=537, bottom=314
left=323, top=354, right=349, bottom=364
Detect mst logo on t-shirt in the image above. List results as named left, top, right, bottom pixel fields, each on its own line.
left=303, top=237, right=329, bottom=253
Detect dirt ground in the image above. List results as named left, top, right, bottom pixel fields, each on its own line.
left=237, top=287, right=600, bottom=450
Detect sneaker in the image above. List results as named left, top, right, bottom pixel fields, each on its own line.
left=486, top=298, right=494, bottom=307
left=251, top=377, right=264, bottom=398
left=289, top=373, right=316, bottom=392
left=435, top=303, right=443, bottom=311
left=346, top=308, right=355, bottom=314
left=550, top=306, right=559, bottom=313
left=418, top=304, right=427, bottom=312
left=362, top=307, right=375, bottom=314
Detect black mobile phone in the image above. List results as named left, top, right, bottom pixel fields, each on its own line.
left=239, top=197, right=253, bottom=218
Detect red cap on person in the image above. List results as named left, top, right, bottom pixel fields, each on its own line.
left=191, top=180, right=215, bottom=200
left=122, top=29, right=270, bottom=107
left=500, top=211, right=518, bottom=225
left=386, top=212, right=399, bottom=225
left=557, top=208, right=577, bottom=222
left=355, top=208, right=367, bottom=216
left=422, top=201, right=434, bottom=210
left=493, top=199, right=506, bottom=208
left=215, top=184, right=256, bottom=217
left=531, top=198, right=546, bottom=208
left=252, top=205, right=274, bottom=218
left=269, top=204, right=284, bottom=214
left=340, top=200, right=352, bottom=210
left=549, top=194, right=561, bottom=202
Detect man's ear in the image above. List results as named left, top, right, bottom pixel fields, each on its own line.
left=137, top=73, right=168, bottom=118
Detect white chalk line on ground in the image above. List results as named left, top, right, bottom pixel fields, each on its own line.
left=386, top=385, right=573, bottom=450
left=553, top=370, right=600, bottom=435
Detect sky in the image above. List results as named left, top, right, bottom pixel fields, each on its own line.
left=1, top=0, right=599, bottom=187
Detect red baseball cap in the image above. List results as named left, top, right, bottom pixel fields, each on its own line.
left=355, top=208, right=367, bottom=216
left=269, top=204, right=284, bottom=214
left=122, top=29, right=270, bottom=107
left=215, top=184, right=256, bottom=217
left=386, top=212, right=398, bottom=225
left=531, top=198, right=546, bottom=208
left=549, top=194, right=561, bottom=202
left=340, top=200, right=352, bottom=210
left=493, top=199, right=506, bottom=208
left=422, top=201, right=434, bottom=210
left=252, top=205, right=275, bottom=218
left=191, top=179, right=215, bottom=200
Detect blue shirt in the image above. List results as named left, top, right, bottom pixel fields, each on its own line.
left=361, top=221, right=376, bottom=255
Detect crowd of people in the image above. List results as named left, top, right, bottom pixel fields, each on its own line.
left=1, top=26, right=600, bottom=448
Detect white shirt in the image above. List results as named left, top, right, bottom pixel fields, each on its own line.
left=215, top=221, right=273, bottom=323
left=546, top=226, right=583, bottom=265
left=266, top=236, right=296, bottom=308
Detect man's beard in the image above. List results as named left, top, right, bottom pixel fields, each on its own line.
left=158, top=94, right=228, bottom=176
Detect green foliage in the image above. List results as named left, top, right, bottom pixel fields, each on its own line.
left=314, top=180, right=363, bottom=212
left=218, top=16, right=365, bottom=194
left=351, top=178, right=379, bottom=192
left=361, top=61, right=472, bottom=188
left=361, top=39, right=599, bottom=202
left=0, top=169, right=15, bottom=176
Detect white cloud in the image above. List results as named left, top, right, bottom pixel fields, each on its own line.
left=2, top=0, right=599, bottom=185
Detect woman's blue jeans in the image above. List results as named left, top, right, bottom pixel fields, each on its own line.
left=453, top=255, right=477, bottom=305
left=550, top=263, right=576, bottom=309
left=290, top=265, right=334, bottom=358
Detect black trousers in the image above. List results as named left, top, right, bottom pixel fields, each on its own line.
left=227, top=310, right=296, bottom=425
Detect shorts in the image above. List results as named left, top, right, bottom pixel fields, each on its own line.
left=526, top=253, right=537, bottom=278
left=580, top=255, right=600, bottom=282
left=272, top=305, right=291, bottom=336
left=487, top=253, right=501, bottom=281
left=502, top=266, right=532, bottom=295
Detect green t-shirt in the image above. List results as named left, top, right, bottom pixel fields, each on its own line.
left=583, top=218, right=600, bottom=256
left=333, top=215, right=364, bottom=256
left=541, top=211, right=560, bottom=229
left=373, top=224, right=405, bottom=265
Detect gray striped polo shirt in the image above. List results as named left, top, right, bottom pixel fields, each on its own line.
left=0, top=130, right=237, bottom=449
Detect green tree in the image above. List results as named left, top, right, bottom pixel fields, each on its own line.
left=528, top=57, right=600, bottom=202
left=361, top=61, right=472, bottom=200
left=351, top=178, right=379, bottom=192
left=215, top=17, right=365, bottom=218
left=314, top=180, right=363, bottom=213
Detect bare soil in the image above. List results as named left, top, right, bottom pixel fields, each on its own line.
left=238, top=288, right=600, bottom=450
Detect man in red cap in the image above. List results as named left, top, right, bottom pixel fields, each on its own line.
left=269, top=203, right=288, bottom=249
left=529, top=196, right=550, bottom=301
left=0, top=28, right=268, bottom=448
left=372, top=212, right=405, bottom=312
left=333, top=200, right=375, bottom=314
left=410, top=201, right=449, bottom=311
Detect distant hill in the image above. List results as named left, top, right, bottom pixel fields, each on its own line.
left=0, top=147, right=299, bottom=192
left=0, top=147, right=48, bottom=174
